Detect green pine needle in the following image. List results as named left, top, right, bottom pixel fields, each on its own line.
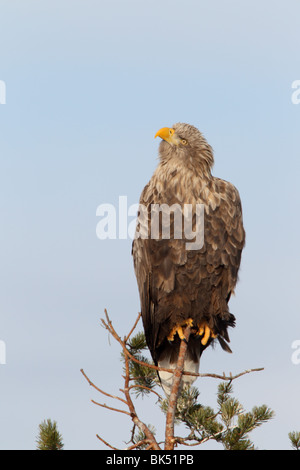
left=36, top=419, right=64, bottom=451
left=289, top=431, right=300, bottom=450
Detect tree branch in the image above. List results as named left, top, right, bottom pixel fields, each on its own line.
left=127, top=384, right=162, bottom=400
left=82, top=309, right=161, bottom=450
left=91, top=399, right=131, bottom=416
left=80, top=368, right=127, bottom=406
left=124, top=312, right=142, bottom=343
left=165, top=325, right=191, bottom=450
left=122, top=336, right=161, bottom=449
left=96, top=434, right=119, bottom=450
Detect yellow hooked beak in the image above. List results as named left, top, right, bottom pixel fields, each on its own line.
left=155, top=127, right=179, bottom=145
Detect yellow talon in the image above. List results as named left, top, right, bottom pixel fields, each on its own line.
left=167, top=319, right=217, bottom=344
left=201, top=326, right=211, bottom=346
left=177, top=326, right=185, bottom=340
left=185, top=318, right=194, bottom=328
left=167, top=318, right=194, bottom=341
left=196, top=323, right=218, bottom=345
left=167, top=327, right=176, bottom=342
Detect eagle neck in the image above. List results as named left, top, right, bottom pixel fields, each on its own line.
left=152, top=159, right=213, bottom=206
left=157, top=158, right=212, bottom=185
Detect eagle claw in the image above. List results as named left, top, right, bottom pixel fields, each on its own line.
left=167, top=319, right=218, bottom=346
left=196, top=323, right=217, bottom=346
left=167, top=319, right=194, bottom=342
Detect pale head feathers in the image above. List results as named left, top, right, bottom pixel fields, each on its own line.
left=158, top=122, right=214, bottom=178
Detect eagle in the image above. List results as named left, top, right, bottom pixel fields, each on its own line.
left=132, top=123, right=245, bottom=395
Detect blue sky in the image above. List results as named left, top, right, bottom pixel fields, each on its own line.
left=0, top=0, right=300, bottom=450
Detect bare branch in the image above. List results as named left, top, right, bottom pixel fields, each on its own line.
left=89, top=309, right=161, bottom=450
left=122, top=339, right=161, bottom=450
left=127, top=384, right=162, bottom=400
left=91, top=399, right=131, bottom=416
left=96, top=434, right=119, bottom=450
left=175, top=422, right=241, bottom=448
left=80, top=369, right=127, bottom=406
left=165, top=325, right=191, bottom=450
left=124, top=312, right=142, bottom=343
left=125, top=439, right=150, bottom=450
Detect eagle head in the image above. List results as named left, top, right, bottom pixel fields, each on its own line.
left=155, top=122, right=214, bottom=170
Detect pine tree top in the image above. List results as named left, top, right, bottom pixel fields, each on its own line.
left=36, top=419, right=64, bottom=451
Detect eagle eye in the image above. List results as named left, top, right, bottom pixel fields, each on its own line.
left=181, top=139, right=188, bottom=145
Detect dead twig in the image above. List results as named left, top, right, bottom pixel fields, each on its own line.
left=96, top=434, right=119, bottom=450
left=124, top=312, right=142, bottom=343
left=80, top=368, right=127, bottom=406
left=91, top=399, right=131, bottom=416
left=122, top=335, right=161, bottom=450
left=82, top=309, right=161, bottom=450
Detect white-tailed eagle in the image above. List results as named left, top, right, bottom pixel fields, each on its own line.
left=132, top=123, right=245, bottom=395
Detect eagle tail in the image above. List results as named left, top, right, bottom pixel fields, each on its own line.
left=216, top=312, right=236, bottom=353
left=156, top=337, right=202, bottom=396
left=217, top=335, right=232, bottom=353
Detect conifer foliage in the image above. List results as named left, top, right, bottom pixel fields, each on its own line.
left=128, top=331, right=274, bottom=450
left=36, top=419, right=64, bottom=451
left=289, top=431, right=300, bottom=450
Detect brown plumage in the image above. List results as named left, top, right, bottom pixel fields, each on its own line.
left=132, top=123, right=245, bottom=395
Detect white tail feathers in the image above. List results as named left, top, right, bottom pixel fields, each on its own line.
left=158, top=356, right=200, bottom=396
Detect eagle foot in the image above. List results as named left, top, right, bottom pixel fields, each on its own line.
left=167, top=319, right=217, bottom=346
left=167, top=318, right=194, bottom=342
left=196, top=323, right=218, bottom=346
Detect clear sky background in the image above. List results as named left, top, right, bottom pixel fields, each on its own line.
left=0, top=0, right=299, bottom=450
